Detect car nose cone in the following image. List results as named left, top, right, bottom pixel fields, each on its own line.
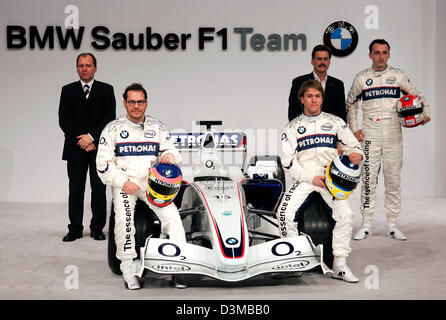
left=226, top=237, right=238, bottom=245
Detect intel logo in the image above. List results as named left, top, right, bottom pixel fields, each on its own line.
left=272, top=260, right=310, bottom=270
left=144, top=130, right=156, bottom=138
left=152, top=264, right=191, bottom=272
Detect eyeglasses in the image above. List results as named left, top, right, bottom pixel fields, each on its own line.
left=126, top=100, right=146, bottom=106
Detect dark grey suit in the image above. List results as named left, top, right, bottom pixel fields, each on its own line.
left=287, top=72, right=346, bottom=122
left=59, top=80, right=116, bottom=234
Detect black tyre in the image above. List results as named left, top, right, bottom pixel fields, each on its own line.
left=297, top=191, right=335, bottom=268
left=107, top=200, right=161, bottom=275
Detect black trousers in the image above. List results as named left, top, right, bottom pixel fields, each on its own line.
left=66, top=152, right=106, bottom=234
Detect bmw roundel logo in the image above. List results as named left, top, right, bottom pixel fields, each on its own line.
left=164, top=169, right=172, bottom=177
left=366, top=79, right=373, bottom=86
left=298, top=126, right=306, bottom=134
left=226, top=237, right=238, bottom=245
left=323, top=21, right=358, bottom=57
left=404, top=96, right=410, bottom=101
left=120, top=130, right=129, bottom=139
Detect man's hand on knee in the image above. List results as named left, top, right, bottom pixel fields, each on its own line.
left=123, top=180, right=141, bottom=195
left=312, top=176, right=326, bottom=188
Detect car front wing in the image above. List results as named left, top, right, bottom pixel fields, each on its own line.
left=136, top=235, right=332, bottom=282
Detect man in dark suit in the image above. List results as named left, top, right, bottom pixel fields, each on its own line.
left=288, top=45, right=346, bottom=122
left=59, top=53, right=116, bottom=242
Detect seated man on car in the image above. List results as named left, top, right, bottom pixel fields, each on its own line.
left=96, top=83, right=186, bottom=290
left=277, top=80, right=364, bottom=283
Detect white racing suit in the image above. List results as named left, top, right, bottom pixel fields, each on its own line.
left=277, top=112, right=363, bottom=259
left=346, top=66, right=431, bottom=223
left=96, top=116, right=186, bottom=266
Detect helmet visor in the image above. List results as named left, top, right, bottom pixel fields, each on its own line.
left=329, top=164, right=360, bottom=191
left=148, top=177, right=181, bottom=195
left=398, top=106, right=424, bottom=117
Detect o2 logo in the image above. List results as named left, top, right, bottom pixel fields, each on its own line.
left=158, top=243, right=186, bottom=260
left=271, top=241, right=301, bottom=257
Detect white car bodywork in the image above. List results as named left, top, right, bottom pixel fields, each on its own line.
left=136, top=122, right=332, bottom=281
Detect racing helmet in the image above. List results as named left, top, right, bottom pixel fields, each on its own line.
left=325, top=155, right=361, bottom=200
left=397, top=94, right=424, bottom=127
left=146, top=162, right=182, bottom=207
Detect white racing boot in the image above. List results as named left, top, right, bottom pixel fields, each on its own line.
left=121, top=260, right=141, bottom=290
left=332, top=258, right=359, bottom=283
left=387, top=222, right=407, bottom=241
left=353, top=220, right=372, bottom=240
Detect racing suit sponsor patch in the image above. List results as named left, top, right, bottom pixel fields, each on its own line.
left=120, top=130, right=129, bottom=139
left=144, top=130, right=156, bottom=138
left=296, top=134, right=337, bottom=152
left=362, top=87, right=401, bottom=101
left=115, top=142, right=160, bottom=157
left=386, top=77, right=396, bottom=84
left=120, top=191, right=133, bottom=252
left=278, top=181, right=300, bottom=237
left=362, top=140, right=371, bottom=210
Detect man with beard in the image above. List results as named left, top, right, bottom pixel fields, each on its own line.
left=288, top=44, right=347, bottom=122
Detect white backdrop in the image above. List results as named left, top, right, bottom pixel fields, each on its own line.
left=0, top=0, right=444, bottom=202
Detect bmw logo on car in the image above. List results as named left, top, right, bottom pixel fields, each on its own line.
left=226, top=237, right=238, bottom=245
left=323, top=21, right=358, bottom=57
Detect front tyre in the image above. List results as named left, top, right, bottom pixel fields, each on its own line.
left=107, top=200, right=161, bottom=275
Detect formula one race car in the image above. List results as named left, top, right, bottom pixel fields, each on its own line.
left=107, top=121, right=334, bottom=285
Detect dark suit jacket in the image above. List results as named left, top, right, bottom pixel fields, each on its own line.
left=287, top=72, right=346, bottom=122
left=59, top=80, right=116, bottom=161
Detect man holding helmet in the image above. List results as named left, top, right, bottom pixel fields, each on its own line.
left=278, top=80, right=364, bottom=283
left=347, top=39, right=431, bottom=241
left=96, top=83, right=186, bottom=290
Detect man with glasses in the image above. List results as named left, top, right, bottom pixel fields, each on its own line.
left=58, top=53, right=116, bottom=242
left=96, top=83, right=186, bottom=290
left=288, top=44, right=347, bottom=122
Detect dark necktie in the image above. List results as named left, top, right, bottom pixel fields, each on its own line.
left=84, top=84, right=90, bottom=98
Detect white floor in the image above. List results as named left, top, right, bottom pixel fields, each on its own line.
left=1, top=196, right=445, bottom=300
